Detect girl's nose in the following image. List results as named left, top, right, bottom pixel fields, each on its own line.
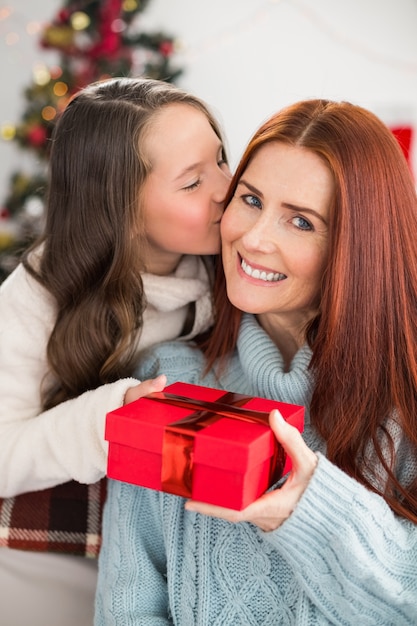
left=213, top=165, right=232, bottom=203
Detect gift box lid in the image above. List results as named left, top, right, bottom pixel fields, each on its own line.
left=106, top=382, right=304, bottom=472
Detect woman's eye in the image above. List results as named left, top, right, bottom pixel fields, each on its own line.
left=292, top=215, right=313, bottom=231
left=183, top=179, right=201, bottom=191
left=243, top=194, right=262, bottom=209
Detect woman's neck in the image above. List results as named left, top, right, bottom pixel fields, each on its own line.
left=256, top=312, right=307, bottom=371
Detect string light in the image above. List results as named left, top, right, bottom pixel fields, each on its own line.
left=70, top=11, right=90, bottom=31
left=53, top=81, right=68, bottom=97
left=41, top=106, right=56, bottom=122
left=112, top=19, right=126, bottom=33
left=50, top=66, right=63, bottom=80
left=32, top=64, right=51, bottom=86
left=0, top=124, right=16, bottom=141
left=0, top=7, right=12, bottom=21
left=26, top=21, right=42, bottom=36
left=123, top=0, right=138, bottom=12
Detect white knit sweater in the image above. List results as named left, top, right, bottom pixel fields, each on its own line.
left=0, top=255, right=213, bottom=497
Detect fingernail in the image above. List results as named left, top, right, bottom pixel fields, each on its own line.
left=153, top=374, right=166, bottom=387
left=272, top=409, right=285, bottom=423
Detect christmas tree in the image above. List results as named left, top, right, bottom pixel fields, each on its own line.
left=0, top=0, right=182, bottom=282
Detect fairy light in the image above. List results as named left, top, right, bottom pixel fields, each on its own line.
left=0, top=123, right=16, bottom=141
left=41, top=106, right=56, bottom=121
left=33, top=64, right=51, bottom=86
left=0, top=6, right=12, bottom=21
left=112, top=18, right=126, bottom=33
left=26, top=21, right=42, bottom=36
left=50, top=66, right=63, bottom=80
left=25, top=196, right=44, bottom=218
left=70, top=11, right=90, bottom=31
left=53, top=81, right=68, bottom=97
left=123, top=0, right=138, bottom=12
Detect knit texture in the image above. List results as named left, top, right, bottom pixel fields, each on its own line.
left=95, top=314, right=417, bottom=624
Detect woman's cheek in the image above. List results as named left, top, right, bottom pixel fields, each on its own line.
left=220, top=201, right=240, bottom=242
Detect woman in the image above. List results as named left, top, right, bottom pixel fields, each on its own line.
left=96, top=99, right=417, bottom=625
left=0, top=77, right=231, bottom=625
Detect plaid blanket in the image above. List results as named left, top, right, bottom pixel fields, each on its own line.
left=0, top=479, right=106, bottom=557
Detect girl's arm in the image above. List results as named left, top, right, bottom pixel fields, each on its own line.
left=0, top=263, right=162, bottom=496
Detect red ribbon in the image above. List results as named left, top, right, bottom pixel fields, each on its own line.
left=147, top=391, right=285, bottom=500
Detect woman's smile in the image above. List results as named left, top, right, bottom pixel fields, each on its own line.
left=239, top=255, right=287, bottom=283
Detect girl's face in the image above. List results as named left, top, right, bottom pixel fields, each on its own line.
left=221, top=142, right=334, bottom=344
left=141, top=103, right=232, bottom=275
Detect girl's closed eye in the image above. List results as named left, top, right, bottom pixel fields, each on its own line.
left=183, top=179, right=201, bottom=192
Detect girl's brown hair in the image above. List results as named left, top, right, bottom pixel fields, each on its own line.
left=23, top=77, right=226, bottom=410
left=203, top=99, right=417, bottom=522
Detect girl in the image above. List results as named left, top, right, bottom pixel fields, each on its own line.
left=0, top=76, right=231, bottom=625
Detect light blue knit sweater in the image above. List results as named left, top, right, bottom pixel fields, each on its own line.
left=95, top=314, right=417, bottom=625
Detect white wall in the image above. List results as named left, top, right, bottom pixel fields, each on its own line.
left=1, top=0, right=417, bottom=202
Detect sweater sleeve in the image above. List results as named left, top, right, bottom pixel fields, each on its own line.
left=95, top=479, right=172, bottom=626
left=0, top=263, right=139, bottom=496
left=264, top=453, right=417, bottom=624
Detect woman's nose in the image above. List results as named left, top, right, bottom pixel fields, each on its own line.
left=241, top=213, right=277, bottom=254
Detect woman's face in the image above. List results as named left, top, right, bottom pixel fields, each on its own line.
left=221, top=141, right=334, bottom=342
left=141, top=103, right=231, bottom=275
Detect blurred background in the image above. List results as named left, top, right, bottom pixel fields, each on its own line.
left=0, top=0, right=416, bottom=279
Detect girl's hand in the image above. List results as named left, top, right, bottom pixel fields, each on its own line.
left=124, top=374, right=167, bottom=405
left=185, top=409, right=318, bottom=531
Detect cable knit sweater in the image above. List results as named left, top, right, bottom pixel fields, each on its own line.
left=95, top=314, right=417, bottom=625
left=0, top=254, right=213, bottom=497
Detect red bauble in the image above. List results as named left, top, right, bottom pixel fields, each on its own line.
left=57, top=9, right=71, bottom=24
left=159, top=41, right=174, bottom=57
left=27, top=125, right=48, bottom=147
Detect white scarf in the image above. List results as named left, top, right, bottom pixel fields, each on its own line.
left=138, top=255, right=213, bottom=353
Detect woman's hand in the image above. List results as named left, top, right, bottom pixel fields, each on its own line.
left=185, top=409, right=318, bottom=531
left=124, top=374, right=167, bottom=405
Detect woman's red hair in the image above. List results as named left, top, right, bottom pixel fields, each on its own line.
left=202, top=99, right=417, bottom=522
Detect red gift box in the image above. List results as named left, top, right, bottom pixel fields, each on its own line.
left=106, top=382, right=304, bottom=510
